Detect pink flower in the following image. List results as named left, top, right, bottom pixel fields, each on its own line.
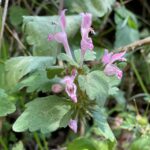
left=104, top=64, right=122, bottom=79
left=61, top=69, right=77, bottom=103
left=80, top=13, right=94, bottom=56
left=51, top=84, right=63, bottom=93
left=69, top=119, right=77, bottom=133
left=48, top=10, right=72, bottom=58
left=102, top=49, right=126, bottom=79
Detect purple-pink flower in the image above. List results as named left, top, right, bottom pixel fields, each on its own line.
left=61, top=69, right=77, bottom=103
left=69, top=119, right=77, bottom=133
left=48, top=10, right=72, bottom=58
left=80, top=13, right=94, bottom=56
left=102, top=49, right=126, bottom=79
left=51, top=84, right=63, bottom=93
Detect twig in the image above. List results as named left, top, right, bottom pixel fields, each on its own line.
left=5, top=24, right=26, bottom=50
left=88, top=36, right=150, bottom=67
left=0, top=0, right=9, bottom=50
left=23, top=0, right=33, bottom=14
left=117, top=36, right=150, bottom=52
left=5, top=23, right=31, bottom=56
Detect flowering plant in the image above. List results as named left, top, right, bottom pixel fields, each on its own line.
left=46, top=10, right=126, bottom=134
left=2, top=8, right=126, bottom=145
left=2, top=0, right=150, bottom=149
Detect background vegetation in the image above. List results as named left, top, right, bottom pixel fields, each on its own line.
left=0, top=0, right=150, bottom=150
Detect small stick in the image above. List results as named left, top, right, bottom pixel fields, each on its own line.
left=117, top=37, right=150, bottom=52
left=0, top=0, right=9, bottom=49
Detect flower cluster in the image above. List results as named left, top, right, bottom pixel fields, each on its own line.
left=48, top=10, right=126, bottom=133
left=61, top=68, right=77, bottom=103
left=102, top=49, right=126, bottom=79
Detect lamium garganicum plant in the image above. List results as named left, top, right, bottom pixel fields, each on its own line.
left=4, top=10, right=126, bottom=142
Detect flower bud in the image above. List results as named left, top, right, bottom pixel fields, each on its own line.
left=51, top=84, right=63, bottom=93
left=69, top=119, right=77, bottom=133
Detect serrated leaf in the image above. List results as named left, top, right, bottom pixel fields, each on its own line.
left=74, top=49, right=96, bottom=64
left=78, top=71, right=109, bottom=106
left=23, top=15, right=81, bottom=56
left=0, top=89, right=16, bottom=116
left=13, top=96, right=70, bottom=133
left=58, top=53, right=79, bottom=67
left=16, top=71, right=59, bottom=93
left=59, top=109, right=72, bottom=128
left=5, top=56, right=55, bottom=88
left=92, top=107, right=115, bottom=141
left=107, top=76, right=120, bottom=96
left=113, top=90, right=126, bottom=108
left=65, top=0, right=115, bottom=18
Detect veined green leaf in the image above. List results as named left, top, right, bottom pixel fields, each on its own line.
left=58, top=53, right=79, bottom=67
left=78, top=71, right=109, bottom=106
left=5, top=56, right=55, bottom=88
left=16, top=71, right=60, bottom=93
left=114, top=6, right=139, bottom=48
left=74, top=49, right=96, bottom=64
left=92, top=107, right=115, bottom=141
left=13, top=96, right=71, bottom=133
left=65, top=0, right=115, bottom=18
left=23, top=15, right=81, bottom=56
left=0, top=89, right=16, bottom=116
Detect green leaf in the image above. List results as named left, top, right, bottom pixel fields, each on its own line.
left=59, top=109, right=72, bottom=128
left=58, top=53, right=79, bottom=67
left=9, top=6, right=29, bottom=26
left=129, top=136, right=150, bottom=150
left=74, top=49, right=96, bottom=64
left=67, top=137, right=98, bottom=150
left=113, top=90, right=126, bottom=108
left=16, top=71, right=59, bottom=93
left=92, top=107, right=115, bottom=141
left=0, top=62, right=5, bottom=89
left=107, top=76, right=120, bottom=96
left=5, top=56, right=55, bottom=88
left=78, top=71, right=109, bottom=106
left=46, top=66, right=64, bottom=79
left=23, top=15, right=81, bottom=56
left=13, top=96, right=70, bottom=133
left=114, top=6, right=139, bottom=48
left=65, top=0, right=115, bottom=18
left=84, top=51, right=96, bottom=61
left=115, top=26, right=139, bottom=48
left=0, top=89, right=16, bottom=116
left=12, top=141, right=24, bottom=150
left=67, top=137, right=115, bottom=150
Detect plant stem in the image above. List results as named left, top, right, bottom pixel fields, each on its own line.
left=33, top=132, right=43, bottom=150
left=42, top=134, right=49, bottom=150
left=131, top=58, right=148, bottom=94
left=79, top=120, right=85, bottom=136
left=131, top=58, right=150, bottom=115
left=0, top=137, right=8, bottom=150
